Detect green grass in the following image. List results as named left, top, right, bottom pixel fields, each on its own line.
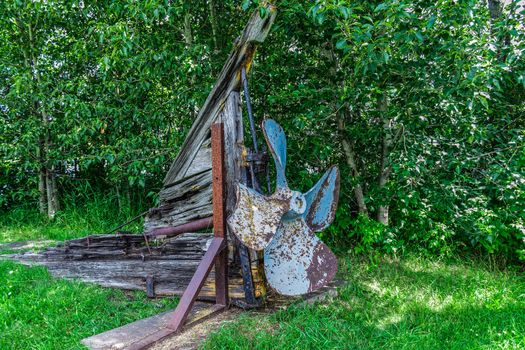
left=2, top=200, right=524, bottom=349
left=0, top=194, right=147, bottom=243
left=0, top=260, right=178, bottom=350
left=202, top=256, right=525, bottom=350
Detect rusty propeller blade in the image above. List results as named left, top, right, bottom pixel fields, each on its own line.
left=228, top=184, right=291, bottom=251
left=264, top=218, right=337, bottom=296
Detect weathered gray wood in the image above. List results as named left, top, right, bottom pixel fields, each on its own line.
left=159, top=169, right=212, bottom=203
left=183, top=138, right=212, bottom=181
left=144, top=5, right=276, bottom=232
left=81, top=303, right=214, bottom=350
left=162, top=5, right=276, bottom=185
left=2, top=233, right=252, bottom=299
left=145, top=170, right=213, bottom=233
left=220, top=91, right=244, bottom=216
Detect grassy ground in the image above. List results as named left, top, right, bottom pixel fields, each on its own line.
left=0, top=260, right=178, bottom=350
left=1, top=253, right=523, bottom=350
left=202, top=256, right=525, bottom=350
left=0, top=202, right=166, bottom=349
left=1, top=205, right=524, bottom=349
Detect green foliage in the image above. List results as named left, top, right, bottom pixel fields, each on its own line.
left=0, top=1, right=524, bottom=262
left=202, top=255, right=525, bottom=349
left=0, top=260, right=178, bottom=350
left=301, top=0, right=524, bottom=261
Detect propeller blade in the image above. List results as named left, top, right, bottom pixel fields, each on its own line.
left=264, top=218, right=337, bottom=296
left=303, top=165, right=340, bottom=232
left=262, top=119, right=287, bottom=188
left=228, top=183, right=291, bottom=251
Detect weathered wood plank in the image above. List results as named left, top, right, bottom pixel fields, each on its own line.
left=2, top=233, right=258, bottom=300
left=145, top=170, right=213, bottom=232
left=220, top=91, right=244, bottom=216
left=81, top=302, right=217, bottom=350
left=183, top=138, right=212, bottom=181
left=159, top=169, right=212, bottom=203
left=162, top=5, right=276, bottom=185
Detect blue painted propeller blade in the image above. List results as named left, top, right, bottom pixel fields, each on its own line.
left=302, top=165, right=340, bottom=232
left=262, top=119, right=287, bottom=188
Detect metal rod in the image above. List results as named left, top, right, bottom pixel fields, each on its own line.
left=241, top=67, right=258, bottom=153
left=147, top=217, right=213, bottom=238
left=102, top=209, right=149, bottom=235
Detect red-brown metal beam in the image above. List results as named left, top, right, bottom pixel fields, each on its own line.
left=211, top=123, right=228, bottom=305
left=165, top=122, right=229, bottom=333
left=166, top=237, right=226, bottom=331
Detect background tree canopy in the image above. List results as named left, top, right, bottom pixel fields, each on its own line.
left=0, top=0, right=524, bottom=262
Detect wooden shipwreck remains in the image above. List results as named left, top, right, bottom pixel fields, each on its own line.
left=8, top=233, right=263, bottom=299
left=4, top=5, right=276, bottom=303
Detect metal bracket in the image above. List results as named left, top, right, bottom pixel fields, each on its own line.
left=146, top=276, right=155, bottom=299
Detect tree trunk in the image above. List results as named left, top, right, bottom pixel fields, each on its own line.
left=487, top=0, right=503, bottom=21
left=27, top=20, right=58, bottom=218
left=46, top=165, right=59, bottom=219
left=337, top=110, right=368, bottom=216
left=487, top=0, right=511, bottom=61
left=377, top=92, right=391, bottom=225
left=36, top=135, right=47, bottom=215
left=183, top=12, right=193, bottom=46
left=208, top=0, right=219, bottom=52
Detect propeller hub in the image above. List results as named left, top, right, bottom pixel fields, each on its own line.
left=284, top=191, right=306, bottom=219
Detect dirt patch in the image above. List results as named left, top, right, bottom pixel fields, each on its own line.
left=150, top=308, right=243, bottom=350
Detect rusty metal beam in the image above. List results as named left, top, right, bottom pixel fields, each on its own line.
left=211, top=123, right=228, bottom=306
left=166, top=123, right=229, bottom=333
left=167, top=237, right=226, bottom=331
left=147, top=217, right=213, bottom=238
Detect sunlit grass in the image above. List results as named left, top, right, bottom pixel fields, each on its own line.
left=1, top=199, right=524, bottom=349
left=202, top=255, right=525, bottom=350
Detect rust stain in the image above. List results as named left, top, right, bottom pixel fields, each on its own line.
left=306, top=242, right=337, bottom=293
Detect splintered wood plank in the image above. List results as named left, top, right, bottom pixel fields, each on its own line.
left=145, top=170, right=213, bottom=233
left=81, top=302, right=224, bottom=350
